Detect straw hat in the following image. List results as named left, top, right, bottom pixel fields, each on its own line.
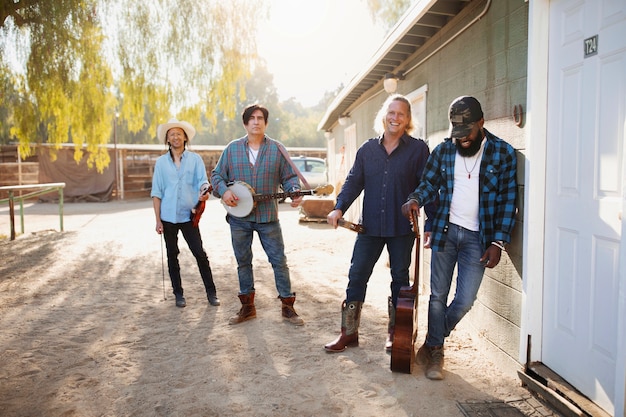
left=157, top=118, right=196, bottom=143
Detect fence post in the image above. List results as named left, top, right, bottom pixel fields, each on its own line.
left=8, top=190, right=15, bottom=240
left=59, top=187, right=64, bottom=231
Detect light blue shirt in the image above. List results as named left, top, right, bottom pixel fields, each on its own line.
left=151, top=150, right=208, bottom=223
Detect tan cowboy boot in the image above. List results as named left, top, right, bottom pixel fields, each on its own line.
left=324, top=300, right=363, bottom=352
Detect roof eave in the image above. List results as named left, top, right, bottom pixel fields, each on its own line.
left=317, top=0, right=440, bottom=132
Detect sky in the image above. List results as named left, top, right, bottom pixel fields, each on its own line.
left=257, top=0, right=387, bottom=107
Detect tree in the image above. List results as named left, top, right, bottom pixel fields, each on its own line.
left=0, top=0, right=262, bottom=171
left=195, top=63, right=327, bottom=149
left=366, top=0, right=413, bottom=31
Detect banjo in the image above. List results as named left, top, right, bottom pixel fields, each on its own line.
left=222, top=181, right=334, bottom=218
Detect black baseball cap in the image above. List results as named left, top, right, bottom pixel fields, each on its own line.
left=449, top=96, right=483, bottom=138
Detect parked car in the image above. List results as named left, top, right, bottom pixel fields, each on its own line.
left=278, top=156, right=328, bottom=202
left=290, top=156, right=328, bottom=189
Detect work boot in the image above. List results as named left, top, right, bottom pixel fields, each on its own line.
left=415, top=342, right=430, bottom=366
left=324, top=300, right=362, bottom=352
left=229, top=293, right=256, bottom=325
left=385, top=296, right=395, bottom=353
left=425, top=345, right=444, bottom=380
left=279, top=294, right=304, bottom=326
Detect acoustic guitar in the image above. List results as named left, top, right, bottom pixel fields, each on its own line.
left=222, top=181, right=334, bottom=218
left=390, top=210, right=420, bottom=374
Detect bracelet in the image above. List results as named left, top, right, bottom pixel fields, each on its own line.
left=406, top=198, right=420, bottom=205
left=491, top=241, right=506, bottom=251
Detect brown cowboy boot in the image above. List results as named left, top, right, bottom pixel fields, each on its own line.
left=385, top=296, right=395, bottom=353
left=279, top=294, right=304, bottom=326
left=324, top=300, right=362, bottom=352
left=229, top=293, right=257, bottom=325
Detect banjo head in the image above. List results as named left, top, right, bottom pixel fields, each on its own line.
left=222, top=181, right=256, bottom=218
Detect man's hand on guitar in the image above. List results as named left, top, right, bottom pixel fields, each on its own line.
left=326, top=209, right=343, bottom=229
left=401, top=199, right=420, bottom=220
left=424, top=231, right=432, bottom=248
left=199, top=183, right=211, bottom=202
left=222, top=189, right=239, bottom=207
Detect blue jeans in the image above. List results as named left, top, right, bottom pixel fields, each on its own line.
left=346, top=233, right=415, bottom=306
left=426, top=223, right=486, bottom=347
left=228, top=216, right=293, bottom=298
left=162, top=220, right=216, bottom=297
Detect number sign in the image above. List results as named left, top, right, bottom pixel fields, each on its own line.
left=584, top=35, right=598, bottom=58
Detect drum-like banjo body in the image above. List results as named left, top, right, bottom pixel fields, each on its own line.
left=222, top=181, right=333, bottom=218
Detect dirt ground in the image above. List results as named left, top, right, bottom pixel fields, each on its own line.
left=0, top=197, right=557, bottom=417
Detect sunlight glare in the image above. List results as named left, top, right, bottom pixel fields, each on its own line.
left=258, top=0, right=385, bottom=107
left=268, top=0, right=332, bottom=39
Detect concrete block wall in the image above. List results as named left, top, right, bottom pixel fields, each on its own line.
left=327, top=0, right=529, bottom=372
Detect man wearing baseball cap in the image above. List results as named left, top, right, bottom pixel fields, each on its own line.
left=401, top=96, right=517, bottom=380
left=151, top=118, right=220, bottom=308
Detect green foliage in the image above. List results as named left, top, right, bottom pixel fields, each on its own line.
left=0, top=0, right=262, bottom=171
left=195, top=64, right=326, bottom=148
left=0, top=0, right=400, bottom=161
left=366, top=0, right=413, bottom=30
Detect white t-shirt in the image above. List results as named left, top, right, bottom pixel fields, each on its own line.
left=449, top=139, right=486, bottom=231
left=248, top=148, right=259, bottom=166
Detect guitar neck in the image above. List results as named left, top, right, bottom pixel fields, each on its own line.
left=337, top=219, right=365, bottom=234
left=193, top=185, right=213, bottom=210
left=253, top=189, right=315, bottom=202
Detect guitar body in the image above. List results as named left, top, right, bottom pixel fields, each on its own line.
left=191, top=184, right=213, bottom=228
left=222, top=181, right=333, bottom=218
left=390, top=211, right=420, bottom=374
left=390, top=287, right=418, bottom=374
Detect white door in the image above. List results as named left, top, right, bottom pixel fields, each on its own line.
left=544, top=1, right=626, bottom=415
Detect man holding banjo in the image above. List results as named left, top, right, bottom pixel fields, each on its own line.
left=210, top=104, right=305, bottom=326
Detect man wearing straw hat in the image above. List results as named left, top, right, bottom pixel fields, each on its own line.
left=151, top=118, right=220, bottom=308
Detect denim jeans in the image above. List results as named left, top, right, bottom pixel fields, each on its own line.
left=346, top=233, right=415, bottom=306
left=228, top=216, right=293, bottom=298
left=426, top=223, right=486, bottom=347
left=162, top=220, right=216, bottom=297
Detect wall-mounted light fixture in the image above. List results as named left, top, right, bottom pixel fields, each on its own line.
left=324, top=131, right=332, bottom=139
left=383, top=72, right=405, bottom=94
left=338, top=114, right=351, bottom=126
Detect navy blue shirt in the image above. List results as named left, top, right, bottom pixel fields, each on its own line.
left=335, top=133, right=433, bottom=237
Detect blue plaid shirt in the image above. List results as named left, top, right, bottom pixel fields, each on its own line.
left=408, top=128, right=517, bottom=251
left=335, top=133, right=433, bottom=237
left=210, top=136, right=300, bottom=223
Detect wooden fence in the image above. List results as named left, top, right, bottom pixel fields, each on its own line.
left=0, top=144, right=327, bottom=200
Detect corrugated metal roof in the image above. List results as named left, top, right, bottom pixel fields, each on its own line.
left=318, top=0, right=471, bottom=131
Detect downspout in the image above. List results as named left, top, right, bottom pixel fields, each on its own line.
left=402, top=0, right=492, bottom=77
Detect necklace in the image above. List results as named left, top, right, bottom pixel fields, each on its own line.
left=462, top=153, right=481, bottom=179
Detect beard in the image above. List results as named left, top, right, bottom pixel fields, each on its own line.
left=455, top=132, right=483, bottom=157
